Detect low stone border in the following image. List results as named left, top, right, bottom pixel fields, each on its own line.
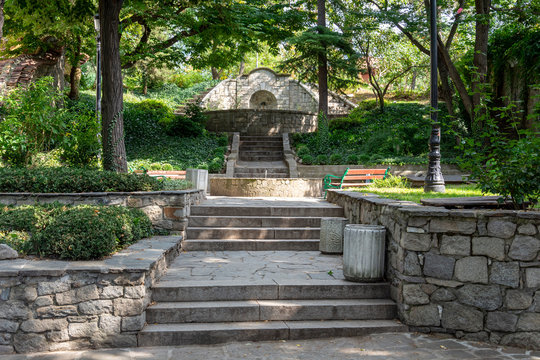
left=0, top=236, right=182, bottom=354
left=327, top=190, right=540, bottom=350
left=0, top=189, right=204, bottom=236
left=209, top=178, right=322, bottom=197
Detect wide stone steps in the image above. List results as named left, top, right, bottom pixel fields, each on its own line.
left=240, top=155, right=284, bottom=161
left=190, top=205, right=344, bottom=217
left=188, top=216, right=321, bottom=228
left=234, top=172, right=289, bottom=178
left=152, top=280, right=391, bottom=302
left=234, top=167, right=288, bottom=174
left=240, top=145, right=284, bottom=151
left=182, top=239, right=320, bottom=251
left=187, top=227, right=320, bottom=240
left=138, top=320, right=407, bottom=346
left=146, top=299, right=397, bottom=324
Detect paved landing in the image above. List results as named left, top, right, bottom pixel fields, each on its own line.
left=161, top=250, right=344, bottom=282
left=2, top=333, right=538, bottom=359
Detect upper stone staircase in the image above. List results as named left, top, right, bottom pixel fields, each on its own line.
left=234, top=135, right=289, bottom=178
left=138, top=197, right=406, bottom=347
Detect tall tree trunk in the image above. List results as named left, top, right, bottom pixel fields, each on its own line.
left=0, top=0, right=5, bottom=41
left=68, top=36, right=82, bottom=100
left=471, top=0, right=491, bottom=131
left=410, top=70, right=417, bottom=91
left=99, top=0, right=128, bottom=173
left=238, top=60, right=246, bottom=76
left=211, top=67, right=222, bottom=80
left=437, top=54, right=455, bottom=117
left=317, top=0, right=328, bottom=116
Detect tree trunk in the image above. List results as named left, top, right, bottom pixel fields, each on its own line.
left=99, top=0, right=128, bottom=173
left=0, top=0, right=5, bottom=41
left=437, top=54, right=455, bottom=117
left=317, top=0, right=328, bottom=116
left=211, top=67, right=222, bottom=80
left=410, top=70, right=417, bottom=91
left=68, top=65, right=81, bottom=100
left=471, top=0, right=491, bottom=131
left=238, top=60, right=246, bottom=76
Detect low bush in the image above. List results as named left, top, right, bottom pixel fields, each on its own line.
left=301, top=154, right=314, bottom=165
left=61, top=101, right=101, bottom=168
left=329, top=154, right=342, bottom=165
left=0, top=168, right=163, bottom=193
left=0, top=204, right=152, bottom=260
left=124, top=99, right=172, bottom=145
left=165, top=104, right=207, bottom=138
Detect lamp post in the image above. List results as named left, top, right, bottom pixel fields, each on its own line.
left=94, top=14, right=101, bottom=124
left=424, top=0, right=445, bottom=193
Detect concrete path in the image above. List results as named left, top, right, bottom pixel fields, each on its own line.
left=2, top=332, right=538, bottom=359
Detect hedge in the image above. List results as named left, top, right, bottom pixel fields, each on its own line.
left=0, top=204, right=152, bottom=260
left=0, top=167, right=174, bottom=193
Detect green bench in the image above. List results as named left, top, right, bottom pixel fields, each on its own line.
left=323, top=167, right=390, bottom=197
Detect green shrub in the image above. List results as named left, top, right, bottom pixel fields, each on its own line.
left=0, top=230, right=31, bottom=254
left=316, top=154, right=328, bottom=165
left=347, top=154, right=359, bottom=164
left=296, top=144, right=310, bottom=158
left=161, top=163, right=174, bottom=171
left=61, top=102, right=101, bottom=168
left=150, top=163, right=162, bottom=170
left=0, top=77, right=68, bottom=166
left=158, top=178, right=192, bottom=190
left=165, top=104, right=208, bottom=138
left=208, top=158, right=223, bottom=173
left=357, top=154, right=370, bottom=164
left=372, top=174, right=409, bottom=188
left=329, top=154, right=342, bottom=165
left=301, top=154, right=314, bottom=165
left=0, top=168, right=163, bottom=193
left=124, top=99, right=172, bottom=145
left=36, top=205, right=152, bottom=260
left=217, top=135, right=229, bottom=147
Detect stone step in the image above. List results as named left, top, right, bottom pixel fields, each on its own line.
left=240, top=145, right=284, bottom=151
left=146, top=299, right=397, bottom=324
left=240, top=140, right=283, bottom=145
left=138, top=320, right=407, bottom=346
left=188, top=216, right=321, bottom=228
left=240, top=136, right=282, bottom=141
left=190, top=206, right=344, bottom=217
left=182, top=239, right=319, bottom=251
left=239, top=155, right=285, bottom=161
left=233, top=173, right=289, bottom=178
left=233, top=167, right=288, bottom=174
left=186, top=227, right=320, bottom=240
left=152, top=280, right=390, bottom=302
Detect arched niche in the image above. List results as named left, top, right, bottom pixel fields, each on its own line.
left=249, top=90, right=278, bottom=110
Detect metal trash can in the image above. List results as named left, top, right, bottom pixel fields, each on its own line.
left=343, top=224, right=386, bottom=282
left=319, top=217, right=348, bottom=254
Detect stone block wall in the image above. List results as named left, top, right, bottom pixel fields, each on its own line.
left=205, top=109, right=317, bottom=135
left=0, top=190, right=204, bottom=236
left=0, top=236, right=181, bottom=354
left=209, top=178, right=322, bottom=197
left=327, top=190, right=540, bottom=349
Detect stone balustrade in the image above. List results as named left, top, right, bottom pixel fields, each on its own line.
left=0, top=190, right=204, bottom=236
left=327, top=190, right=540, bottom=350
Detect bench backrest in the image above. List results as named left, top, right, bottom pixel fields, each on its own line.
left=330, top=167, right=389, bottom=185
left=133, top=170, right=186, bottom=178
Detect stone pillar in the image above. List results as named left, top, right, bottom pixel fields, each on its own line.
left=319, top=217, right=348, bottom=254
left=343, top=224, right=386, bottom=282
left=186, top=169, right=208, bottom=194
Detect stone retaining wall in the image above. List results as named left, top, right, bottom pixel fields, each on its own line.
left=327, top=190, right=540, bottom=349
left=0, top=236, right=182, bottom=354
left=0, top=190, right=204, bottom=236
left=205, top=109, right=317, bottom=135
left=209, top=178, right=322, bottom=197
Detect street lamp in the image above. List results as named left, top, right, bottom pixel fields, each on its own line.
left=94, top=14, right=101, bottom=123
left=424, top=0, right=445, bottom=193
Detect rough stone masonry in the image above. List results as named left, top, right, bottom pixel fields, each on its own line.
left=328, top=190, right=540, bottom=350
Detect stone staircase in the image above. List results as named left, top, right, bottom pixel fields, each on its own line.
left=138, top=198, right=406, bottom=347
left=234, top=135, right=289, bottom=178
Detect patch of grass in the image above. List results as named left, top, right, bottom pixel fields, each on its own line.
left=351, top=184, right=493, bottom=204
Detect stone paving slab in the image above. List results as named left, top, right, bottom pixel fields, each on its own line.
left=2, top=332, right=539, bottom=359
left=161, top=250, right=344, bottom=282
left=200, top=196, right=339, bottom=207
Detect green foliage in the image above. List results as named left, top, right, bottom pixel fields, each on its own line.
left=300, top=154, right=314, bottom=165
left=0, top=168, right=164, bottom=193
left=316, top=154, right=328, bottom=165
left=124, top=99, right=172, bottom=146
left=61, top=101, right=101, bottom=168
left=353, top=185, right=491, bottom=204
left=170, top=71, right=211, bottom=89
left=35, top=206, right=152, bottom=260
left=0, top=77, right=68, bottom=167
left=292, top=102, right=460, bottom=165
left=165, top=104, right=208, bottom=138
left=458, top=107, right=540, bottom=209
left=329, top=154, right=342, bottom=165
left=372, top=174, right=409, bottom=188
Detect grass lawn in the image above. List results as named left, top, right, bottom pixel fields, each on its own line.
left=351, top=184, right=493, bottom=203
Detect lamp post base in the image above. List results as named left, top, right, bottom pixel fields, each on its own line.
left=424, top=183, right=446, bottom=193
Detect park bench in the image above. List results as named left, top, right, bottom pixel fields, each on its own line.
left=133, top=169, right=186, bottom=179
left=323, top=167, right=390, bottom=197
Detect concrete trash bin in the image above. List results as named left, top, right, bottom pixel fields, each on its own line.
left=319, top=217, right=348, bottom=254
left=343, top=224, right=386, bottom=282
